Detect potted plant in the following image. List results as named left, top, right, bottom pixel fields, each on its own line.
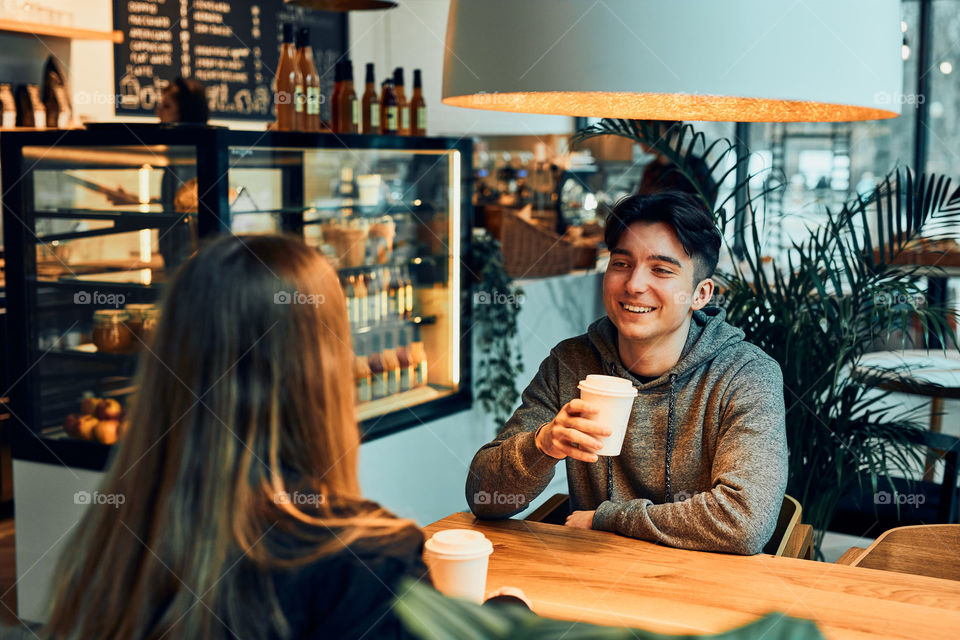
left=572, top=119, right=960, bottom=555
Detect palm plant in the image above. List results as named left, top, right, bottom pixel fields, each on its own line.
left=573, top=119, right=960, bottom=554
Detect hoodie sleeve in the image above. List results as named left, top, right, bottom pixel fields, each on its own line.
left=593, top=356, right=788, bottom=555
left=465, top=350, right=565, bottom=519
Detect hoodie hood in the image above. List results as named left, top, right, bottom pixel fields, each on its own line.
left=587, top=306, right=745, bottom=387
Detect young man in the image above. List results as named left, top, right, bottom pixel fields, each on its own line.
left=465, top=191, right=787, bottom=555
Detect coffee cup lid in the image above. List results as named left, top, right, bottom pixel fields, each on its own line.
left=424, top=529, right=493, bottom=558
left=579, top=375, right=637, bottom=397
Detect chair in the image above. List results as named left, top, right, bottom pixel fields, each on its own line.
left=835, top=524, right=960, bottom=582
left=526, top=493, right=814, bottom=559
left=762, top=495, right=814, bottom=559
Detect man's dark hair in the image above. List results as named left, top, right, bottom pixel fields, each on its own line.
left=172, top=77, right=209, bottom=123
left=604, top=190, right=721, bottom=284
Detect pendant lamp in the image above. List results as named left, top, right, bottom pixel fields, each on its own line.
left=442, top=0, right=902, bottom=122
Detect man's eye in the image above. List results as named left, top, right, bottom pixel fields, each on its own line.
left=613, top=261, right=630, bottom=268
left=654, top=267, right=674, bottom=274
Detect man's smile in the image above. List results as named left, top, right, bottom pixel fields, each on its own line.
left=620, top=302, right=657, bottom=314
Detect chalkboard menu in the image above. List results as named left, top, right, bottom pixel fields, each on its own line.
left=114, top=0, right=347, bottom=122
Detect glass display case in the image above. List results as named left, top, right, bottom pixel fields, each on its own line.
left=1, top=125, right=472, bottom=471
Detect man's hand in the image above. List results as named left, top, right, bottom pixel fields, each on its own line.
left=535, top=399, right=611, bottom=463
left=564, top=510, right=596, bottom=529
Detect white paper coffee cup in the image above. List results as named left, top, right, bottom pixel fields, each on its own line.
left=423, top=529, right=494, bottom=603
left=578, top=374, right=637, bottom=456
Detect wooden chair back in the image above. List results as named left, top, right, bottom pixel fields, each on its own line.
left=837, top=525, right=960, bottom=581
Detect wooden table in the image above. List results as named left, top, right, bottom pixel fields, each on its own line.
left=424, top=513, right=960, bottom=640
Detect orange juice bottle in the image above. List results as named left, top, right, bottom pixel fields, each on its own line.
left=275, top=23, right=303, bottom=131
left=393, top=67, right=409, bottom=136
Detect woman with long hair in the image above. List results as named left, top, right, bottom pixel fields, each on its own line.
left=44, top=234, right=426, bottom=639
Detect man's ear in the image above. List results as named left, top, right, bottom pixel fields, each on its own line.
left=691, top=278, right=715, bottom=310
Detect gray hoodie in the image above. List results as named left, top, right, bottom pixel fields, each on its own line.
left=466, top=307, right=787, bottom=555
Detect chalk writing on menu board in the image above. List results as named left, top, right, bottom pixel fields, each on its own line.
left=114, top=0, right=346, bottom=122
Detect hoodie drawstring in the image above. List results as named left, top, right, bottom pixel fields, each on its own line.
left=664, top=373, right=677, bottom=504
left=605, top=374, right=678, bottom=505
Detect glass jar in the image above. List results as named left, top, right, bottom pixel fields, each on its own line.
left=92, top=310, right=132, bottom=354
left=139, top=307, right=161, bottom=345
left=125, top=303, right=159, bottom=345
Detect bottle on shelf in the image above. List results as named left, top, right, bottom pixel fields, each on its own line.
left=0, top=84, right=17, bottom=129
left=388, top=267, right=403, bottom=320
left=16, top=84, right=45, bottom=129
left=383, top=333, right=401, bottom=396
left=410, top=69, right=426, bottom=137
left=379, top=79, right=398, bottom=136
left=393, top=67, right=410, bottom=136
left=344, top=274, right=358, bottom=326
left=365, top=270, right=382, bottom=325
left=275, top=23, right=303, bottom=131
left=361, top=63, right=379, bottom=135
left=355, top=272, right=369, bottom=328
left=296, top=27, right=321, bottom=132
left=410, top=337, right=428, bottom=387
left=397, top=328, right=415, bottom=392
left=331, top=61, right=344, bottom=132
left=368, top=335, right=387, bottom=400
left=354, top=338, right=372, bottom=403
left=379, top=267, right=389, bottom=323
left=402, top=265, right=414, bottom=319
left=335, top=60, right=358, bottom=134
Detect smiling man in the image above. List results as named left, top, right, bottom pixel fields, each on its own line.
left=466, top=191, right=787, bottom=555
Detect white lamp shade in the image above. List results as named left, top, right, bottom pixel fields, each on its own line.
left=443, top=0, right=903, bottom=122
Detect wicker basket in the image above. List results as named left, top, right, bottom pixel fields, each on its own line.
left=501, top=209, right=577, bottom=278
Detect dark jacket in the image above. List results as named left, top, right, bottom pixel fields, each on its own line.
left=233, top=501, right=430, bottom=640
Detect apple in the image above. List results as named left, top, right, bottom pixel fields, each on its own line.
left=80, top=397, right=100, bottom=416
left=94, top=419, right=120, bottom=445
left=96, top=398, right=123, bottom=420
left=77, top=415, right=98, bottom=440
left=63, top=414, right=80, bottom=438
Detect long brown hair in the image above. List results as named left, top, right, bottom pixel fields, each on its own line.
left=45, top=234, right=411, bottom=640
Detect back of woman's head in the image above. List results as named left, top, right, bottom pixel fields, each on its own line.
left=45, top=234, right=407, bottom=640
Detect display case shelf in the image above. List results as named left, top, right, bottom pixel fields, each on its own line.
left=2, top=126, right=473, bottom=471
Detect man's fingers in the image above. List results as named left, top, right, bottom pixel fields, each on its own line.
left=554, top=441, right=599, bottom=463
left=556, top=426, right=605, bottom=452
left=560, top=416, right=612, bottom=438
left=565, top=399, right=599, bottom=417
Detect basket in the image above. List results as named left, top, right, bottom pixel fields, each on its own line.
left=501, top=209, right=577, bottom=278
